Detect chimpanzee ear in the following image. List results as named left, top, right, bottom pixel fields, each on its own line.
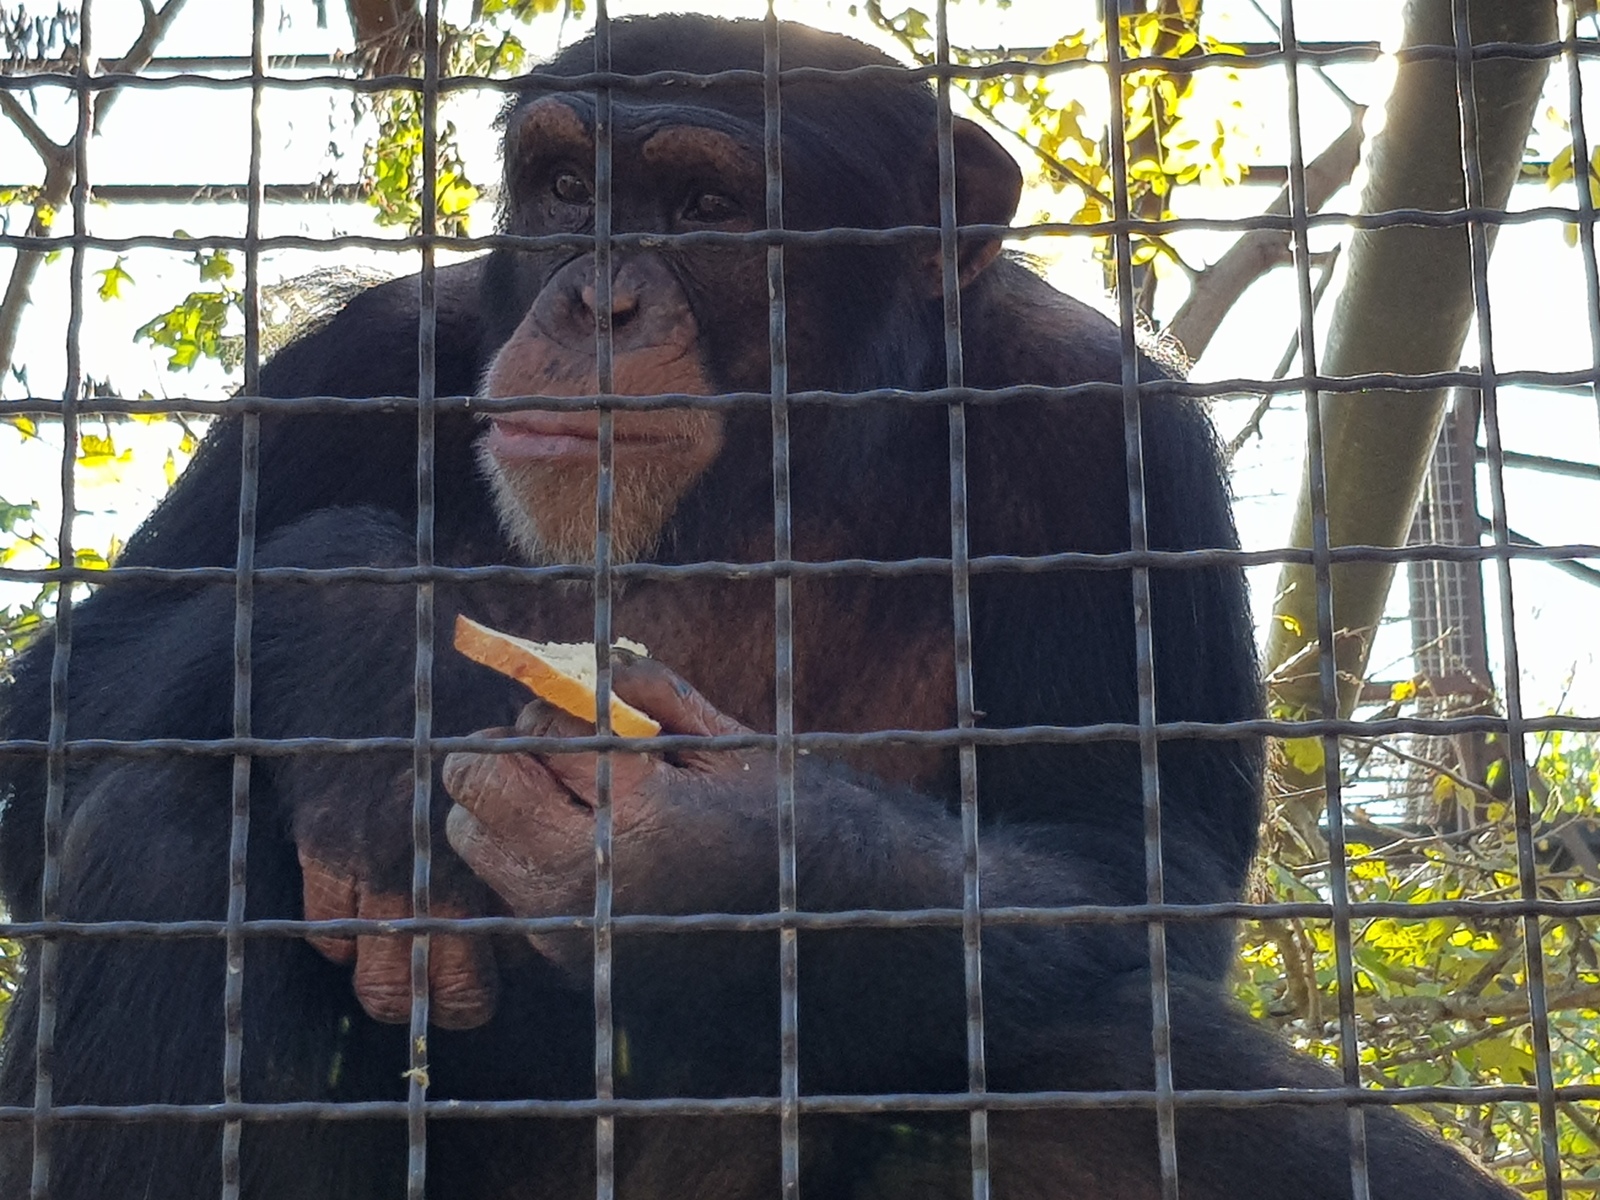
left=924, top=117, right=1022, bottom=291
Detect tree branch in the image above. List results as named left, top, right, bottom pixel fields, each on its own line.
left=94, top=0, right=192, bottom=132
left=1361, top=736, right=1502, bottom=804
left=0, top=91, right=67, bottom=168
left=1222, top=245, right=1341, bottom=465
left=1375, top=1021, right=1515, bottom=1068
left=0, top=155, right=73, bottom=380
left=0, top=0, right=191, bottom=379
left=1166, top=110, right=1365, bottom=361
left=344, top=0, right=423, bottom=76
left=1363, top=984, right=1600, bottom=1023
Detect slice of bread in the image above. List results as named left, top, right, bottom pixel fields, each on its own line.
left=453, top=614, right=662, bottom=738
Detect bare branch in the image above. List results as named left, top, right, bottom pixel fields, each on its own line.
left=0, top=90, right=66, bottom=167
left=95, top=0, right=193, bottom=131
left=345, top=0, right=423, bottom=76
left=0, top=155, right=72, bottom=379
left=0, top=0, right=191, bottom=378
left=1167, top=111, right=1366, bottom=361
left=1376, top=1021, right=1518, bottom=1068
left=1362, top=737, right=1501, bottom=804
left=1364, top=984, right=1600, bottom=1023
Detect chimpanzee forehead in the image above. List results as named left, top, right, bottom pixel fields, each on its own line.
left=508, top=91, right=767, bottom=147
left=514, top=16, right=935, bottom=139
left=503, top=96, right=774, bottom=201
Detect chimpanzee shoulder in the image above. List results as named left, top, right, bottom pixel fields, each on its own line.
left=120, top=259, right=498, bottom=572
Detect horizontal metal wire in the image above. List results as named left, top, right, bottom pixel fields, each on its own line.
left=3, top=893, right=1600, bottom=944
left=4, top=542, right=1596, bottom=592
left=4, top=711, right=1599, bottom=765
left=0, top=1081, right=1594, bottom=1127
left=8, top=371, right=1600, bottom=425
left=1, top=201, right=1594, bottom=258
left=0, top=38, right=1594, bottom=96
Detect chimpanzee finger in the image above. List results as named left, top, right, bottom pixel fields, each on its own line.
left=444, top=735, right=578, bottom=824
left=344, top=890, right=501, bottom=1030
left=298, top=804, right=500, bottom=1027
left=424, top=898, right=501, bottom=1030
left=444, top=804, right=591, bottom=919
left=609, top=654, right=751, bottom=737
left=350, top=890, right=414, bottom=1025
left=298, top=850, right=358, bottom=965
left=511, top=698, right=660, bottom=807
left=443, top=739, right=596, bottom=896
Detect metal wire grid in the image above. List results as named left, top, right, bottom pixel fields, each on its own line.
left=1277, top=3, right=1368, bottom=1190
left=406, top=4, right=442, bottom=1196
left=1099, top=14, right=1176, bottom=1195
left=0, top=3, right=1595, bottom=1200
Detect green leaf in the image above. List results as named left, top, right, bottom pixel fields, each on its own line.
left=196, top=250, right=236, bottom=282
left=95, top=256, right=135, bottom=301
left=0, top=499, right=37, bottom=534
left=1281, top=736, right=1325, bottom=777
left=134, top=288, right=243, bottom=372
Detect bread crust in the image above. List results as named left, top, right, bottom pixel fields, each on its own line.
left=453, top=615, right=662, bottom=737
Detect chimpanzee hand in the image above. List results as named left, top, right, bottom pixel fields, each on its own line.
left=441, top=655, right=771, bottom=970
left=295, top=767, right=502, bottom=1031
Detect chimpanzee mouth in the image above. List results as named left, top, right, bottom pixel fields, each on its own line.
left=485, top=412, right=693, bottom=463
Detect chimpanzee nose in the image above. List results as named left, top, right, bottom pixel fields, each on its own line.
left=579, top=279, right=641, bottom=330
left=537, top=252, right=692, bottom=352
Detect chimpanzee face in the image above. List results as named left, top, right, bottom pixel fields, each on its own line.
left=477, top=96, right=758, bottom=565
left=477, top=76, right=1020, bottom=566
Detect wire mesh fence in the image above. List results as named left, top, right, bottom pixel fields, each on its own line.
left=0, top=1, right=1598, bottom=1199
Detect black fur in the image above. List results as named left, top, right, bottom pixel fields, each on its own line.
left=0, top=16, right=1511, bottom=1199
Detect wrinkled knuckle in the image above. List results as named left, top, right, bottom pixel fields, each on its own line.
left=610, top=644, right=645, bottom=669
left=514, top=698, right=561, bottom=736
left=430, top=960, right=499, bottom=1030
left=446, top=804, right=487, bottom=856
left=355, top=978, right=413, bottom=1025
left=442, top=751, right=482, bottom=800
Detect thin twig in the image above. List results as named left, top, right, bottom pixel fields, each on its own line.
left=1362, top=737, right=1503, bottom=804
left=1378, top=1020, right=1518, bottom=1068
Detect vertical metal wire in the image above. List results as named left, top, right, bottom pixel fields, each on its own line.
left=930, top=5, right=987, bottom=1199
left=1098, top=8, right=1176, bottom=1195
left=590, top=7, right=618, bottom=1200
left=406, top=1, right=444, bottom=1195
left=1561, top=9, right=1600, bottom=443
left=1276, top=3, right=1370, bottom=1194
left=760, top=10, right=800, bottom=1200
left=1448, top=4, right=1564, bottom=1193
left=29, top=5, right=93, bottom=1194
left=220, top=3, right=267, bottom=1195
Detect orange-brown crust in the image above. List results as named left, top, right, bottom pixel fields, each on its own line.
left=453, top=615, right=662, bottom=738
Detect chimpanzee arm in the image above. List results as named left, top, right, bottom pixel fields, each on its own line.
left=989, top=977, right=1518, bottom=1200
left=443, top=699, right=1515, bottom=1200
left=0, top=754, right=411, bottom=1200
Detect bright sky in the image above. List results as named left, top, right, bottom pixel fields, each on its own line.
left=1, top=0, right=1597, bottom=727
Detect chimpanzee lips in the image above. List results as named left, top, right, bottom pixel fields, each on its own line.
left=485, top=411, right=694, bottom=463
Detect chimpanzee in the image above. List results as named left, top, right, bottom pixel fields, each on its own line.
left=0, top=15, right=1517, bottom=1200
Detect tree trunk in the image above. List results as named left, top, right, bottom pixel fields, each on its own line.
left=1264, top=0, right=1557, bottom=813
left=344, top=0, right=422, bottom=75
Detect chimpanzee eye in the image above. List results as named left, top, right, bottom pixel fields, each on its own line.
left=683, top=190, right=741, bottom=223
left=552, top=171, right=592, bottom=205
